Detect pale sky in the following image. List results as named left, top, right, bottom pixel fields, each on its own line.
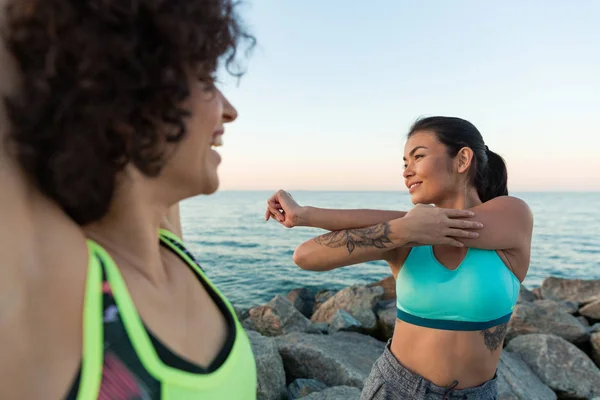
left=215, top=0, right=600, bottom=192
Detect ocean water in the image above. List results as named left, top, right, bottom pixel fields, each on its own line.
left=180, top=191, right=600, bottom=308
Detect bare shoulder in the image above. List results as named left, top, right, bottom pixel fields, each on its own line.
left=479, top=196, right=533, bottom=218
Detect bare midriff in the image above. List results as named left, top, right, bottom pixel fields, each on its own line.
left=390, top=319, right=502, bottom=390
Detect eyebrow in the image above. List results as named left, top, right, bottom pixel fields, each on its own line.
left=402, top=146, right=428, bottom=161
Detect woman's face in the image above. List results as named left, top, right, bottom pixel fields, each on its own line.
left=157, top=80, right=238, bottom=200
left=403, top=131, right=459, bottom=205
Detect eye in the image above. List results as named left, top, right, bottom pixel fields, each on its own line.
left=414, top=154, right=424, bottom=160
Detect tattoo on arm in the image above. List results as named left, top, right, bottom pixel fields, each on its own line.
left=313, top=222, right=393, bottom=255
left=480, top=323, right=508, bottom=351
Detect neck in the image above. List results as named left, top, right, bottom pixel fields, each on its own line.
left=435, top=186, right=482, bottom=210
left=84, top=183, right=171, bottom=285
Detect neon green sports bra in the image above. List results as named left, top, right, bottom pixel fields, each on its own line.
left=66, top=229, right=257, bottom=400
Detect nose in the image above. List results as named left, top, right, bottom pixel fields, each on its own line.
left=219, top=90, right=238, bottom=123
left=403, top=162, right=414, bottom=179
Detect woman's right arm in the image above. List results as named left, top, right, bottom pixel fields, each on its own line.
left=293, top=205, right=483, bottom=271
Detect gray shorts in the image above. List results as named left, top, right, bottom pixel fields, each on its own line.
left=360, top=340, right=498, bottom=400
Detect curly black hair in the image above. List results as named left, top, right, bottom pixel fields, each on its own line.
left=2, top=0, right=254, bottom=224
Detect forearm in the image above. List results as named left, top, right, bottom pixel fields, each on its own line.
left=298, top=206, right=407, bottom=231
left=293, top=220, right=410, bottom=271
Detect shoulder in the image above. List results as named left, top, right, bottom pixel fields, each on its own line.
left=477, top=196, right=533, bottom=222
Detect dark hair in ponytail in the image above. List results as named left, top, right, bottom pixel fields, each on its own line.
left=407, top=116, right=508, bottom=202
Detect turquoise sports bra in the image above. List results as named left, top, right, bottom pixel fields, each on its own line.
left=395, top=246, right=520, bottom=331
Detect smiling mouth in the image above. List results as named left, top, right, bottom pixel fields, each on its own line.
left=409, top=182, right=422, bottom=192
left=210, top=135, right=223, bottom=148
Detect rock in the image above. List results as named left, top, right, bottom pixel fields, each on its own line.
left=246, top=331, right=287, bottom=400
left=506, top=302, right=589, bottom=344
left=314, top=290, right=336, bottom=313
left=506, top=334, right=600, bottom=400
left=541, top=277, right=600, bottom=303
left=518, top=285, right=537, bottom=303
left=276, top=331, right=386, bottom=388
left=329, top=309, right=362, bottom=334
left=497, top=351, right=557, bottom=400
left=367, top=275, right=396, bottom=300
left=310, top=322, right=329, bottom=334
left=590, top=323, right=600, bottom=334
left=234, top=306, right=250, bottom=321
left=287, top=379, right=328, bottom=399
left=287, top=288, right=316, bottom=319
left=249, top=295, right=312, bottom=337
left=533, top=299, right=579, bottom=315
left=375, top=301, right=396, bottom=340
left=300, top=386, right=362, bottom=399
left=580, top=298, right=600, bottom=321
left=532, top=287, right=543, bottom=300
left=592, top=332, right=600, bottom=367
left=577, top=316, right=590, bottom=327
left=311, top=285, right=384, bottom=332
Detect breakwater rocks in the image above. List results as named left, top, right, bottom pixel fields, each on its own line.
left=235, top=276, right=600, bottom=400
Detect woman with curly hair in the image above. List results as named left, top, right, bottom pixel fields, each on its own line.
left=0, top=0, right=255, bottom=398
left=266, top=117, right=533, bottom=400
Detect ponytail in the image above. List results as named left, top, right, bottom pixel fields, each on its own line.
left=477, top=147, right=508, bottom=202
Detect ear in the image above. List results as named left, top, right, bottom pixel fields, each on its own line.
left=455, top=147, right=474, bottom=174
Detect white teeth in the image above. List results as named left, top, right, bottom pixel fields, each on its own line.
left=211, top=135, right=223, bottom=148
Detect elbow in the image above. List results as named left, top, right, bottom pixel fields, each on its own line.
left=293, top=245, right=316, bottom=271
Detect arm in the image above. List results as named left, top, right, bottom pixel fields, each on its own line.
left=456, top=196, right=533, bottom=252
left=298, top=207, right=407, bottom=231
left=161, top=203, right=183, bottom=239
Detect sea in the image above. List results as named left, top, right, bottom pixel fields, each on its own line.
left=180, top=191, right=600, bottom=309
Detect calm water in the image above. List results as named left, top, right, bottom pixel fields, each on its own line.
left=180, top=191, right=600, bottom=308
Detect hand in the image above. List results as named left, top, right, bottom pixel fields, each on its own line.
left=398, top=204, right=483, bottom=247
left=265, top=190, right=305, bottom=228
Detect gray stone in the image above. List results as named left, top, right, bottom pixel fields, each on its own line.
left=287, top=288, right=316, bottom=319
left=287, top=379, right=328, bottom=399
left=366, top=275, right=396, bottom=301
left=533, top=299, right=579, bottom=315
left=300, top=386, right=361, bottom=399
left=590, top=323, right=600, bottom=334
left=247, top=331, right=287, bottom=400
left=506, top=334, right=600, bottom=400
left=311, top=285, right=384, bottom=332
left=249, top=295, right=312, bottom=337
left=497, top=351, right=557, bottom=400
left=580, top=298, right=600, bottom=321
left=329, top=309, right=362, bottom=334
left=506, top=302, right=589, bottom=344
left=314, top=290, right=336, bottom=313
left=592, top=332, right=600, bottom=368
left=532, top=287, right=543, bottom=300
left=518, top=285, right=537, bottom=303
left=310, top=322, right=330, bottom=334
left=276, top=331, right=386, bottom=388
left=541, top=277, right=600, bottom=303
left=577, top=316, right=590, bottom=327
left=375, top=301, right=396, bottom=341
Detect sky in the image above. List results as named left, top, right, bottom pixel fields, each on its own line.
left=215, top=0, right=600, bottom=192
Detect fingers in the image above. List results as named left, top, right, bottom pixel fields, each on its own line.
left=448, top=219, right=484, bottom=230
left=443, top=237, right=465, bottom=247
left=446, top=228, right=479, bottom=239
left=443, top=209, right=476, bottom=218
left=267, top=204, right=284, bottom=222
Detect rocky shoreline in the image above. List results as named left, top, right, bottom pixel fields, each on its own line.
left=234, top=276, right=600, bottom=400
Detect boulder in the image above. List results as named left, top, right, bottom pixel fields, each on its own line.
left=246, top=331, right=287, bottom=400
left=497, top=351, right=557, bottom=400
left=287, top=288, right=316, bottom=319
left=533, top=299, right=579, bottom=315
left=590, top=323, right=600, bottom=334
left=276, top=331, right=385, bottom=388
left=518, top=285, right=537, bottom=303
left=577, top=316, right=590, bottom=327
left=314, top=290, right=336, bottom=313
left=506, top=302, right=589, bottom=344
left=506, top=334, right=600, bottom=400
left=328, top=309, right=362, bottom=334
left=540, top=277, right=600, bottom=303
left=592, top=332, right=600, bottom=368
left=366, top=275, right=396, bottom=301
left=287, top=379, right=328, bottom=399
left=375, top=301, right=396, bottom=340
left=249, top=295, right=312, bottom=337
left=300, top=386, right=361, bottom=400
left=311, top=285, right=384, bottom=332
left=532, top=287, right=543, bottom=300
left=580, top=298, right=600, bottom=321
